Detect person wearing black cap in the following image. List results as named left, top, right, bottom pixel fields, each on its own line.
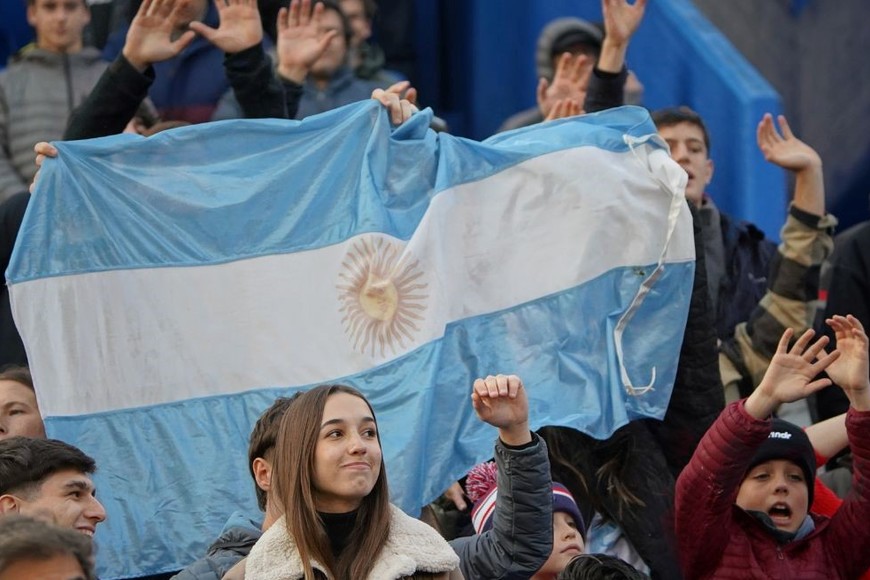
left=498, top=0, right=646, bottom=133
left=676, top=315, right=870, bottom=579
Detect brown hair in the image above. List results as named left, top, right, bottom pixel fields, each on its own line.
left=0, top=515, right=95, bottom=579
left=248, top=395, right=301, bottom=511
left=273, top=384, right=390, bottom=580
left=651, top=106, right=712, bottom=155
left=0, top=366, right=33, bottom=392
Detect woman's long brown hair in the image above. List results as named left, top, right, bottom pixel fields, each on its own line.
left=273, top=384, right=392, bottom=580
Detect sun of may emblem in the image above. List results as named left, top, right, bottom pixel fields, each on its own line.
left=337, top=236, right=429, bottom=357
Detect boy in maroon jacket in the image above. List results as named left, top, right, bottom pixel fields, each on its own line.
left=676, top=315, right=870, bottom=579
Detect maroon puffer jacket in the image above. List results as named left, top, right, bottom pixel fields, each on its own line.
left=675, top=400, right=870, bottom=579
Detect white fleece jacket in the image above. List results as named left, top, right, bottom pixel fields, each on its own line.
left=244, top=504, right=460, bottom=579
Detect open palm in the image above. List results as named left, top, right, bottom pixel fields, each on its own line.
left=759, top=328, right=839, bottom=405
left=276, top=0, right=336, bottom=80
left=825, top=315, right=870, bottom=393
left=189, top=0, right=262, bottom=54
left=123, top=0, right=196, bottom=68
left=756, top=113, right=821, bottom=172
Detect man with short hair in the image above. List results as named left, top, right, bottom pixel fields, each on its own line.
left=172, top=395, right=299, bottom=579
left=0, top=0, right=106, bottom=201
left=0, top=515, right=96, bottom=580
left=0, top=367, right=45, bottom=440
left=653, top=106, right=779, bottom=343
left=654, top=107, right=838, bottom=409
left=0, top=437, right=105, bottom=537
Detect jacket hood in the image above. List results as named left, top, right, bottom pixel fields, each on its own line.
left=535, top=17, right=602, bottom=80
left=245, top=504, right=459, bottom=579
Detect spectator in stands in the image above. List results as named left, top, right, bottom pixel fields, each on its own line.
left=814, top=213, right=870, bottom=421
left=237, top=384, right=460, bottom=579
left=653, top=107, right=781, bottom=343
left=676, top=316, right=870, bottom=579
left=212, top=0, right=382, bottom=121
left=0, top=437, right=106, bottom=537
left=558, top=553, right=647, bottom=580
left=695, top=113, right=836, bottom=403
left=0, top=367, right=44, bottom=441
left=339, top=0, right=400, bottom=86
left=172, top=395, right=300, bottom=580
left=102, top=0, right=229, bottom=123
left=498, top=0, right=646, bottom=132
left=0, top=515, right=96, bottom=580
left=0, top=0, right=106, bottom=202
left=0, top=0, right=197, bottom=368
left=451, top=374, right=557, bottom=578
left=498, top=16, right=600, bottom=133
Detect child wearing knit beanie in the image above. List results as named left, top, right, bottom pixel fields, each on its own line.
left=676, top=317, right=870, bottom=579
left=468, top=461, right=586, bottom=579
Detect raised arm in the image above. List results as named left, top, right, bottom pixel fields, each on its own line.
left=584, top=0, right=646, bottom=113
left=450, top=374, right=553, bottom=579
left=815, top=315, right=870, bottom=578
left=805, top=412, right=848, bottom=462
left=744, top=328, right=838, bottom=419
left=756, top=113, right=823, bottom=216
left=188, top=0, right=290, bottom=119
left=720, top=114, right=836, bottom=401
left=597, top=0, right=646, bottom=73
left=65, top=0, right=195, bottom=140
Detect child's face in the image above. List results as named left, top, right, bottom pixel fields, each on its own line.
left=736, top=459, right=809, bottom=533
left=533, top=511, right=585, bottom=578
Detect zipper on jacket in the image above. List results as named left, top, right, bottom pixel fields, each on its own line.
left=63, top=52, right=74, bottom=115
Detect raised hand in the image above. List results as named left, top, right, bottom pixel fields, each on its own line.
left=756, top=113, right=822, bottom=173
left=537, top=53, right=592, bottom=118
left=371, top=85, right=418, bottom=126
left=602, top=0, right=647, bottom=47
left=276, top=0, right=338, bottom=83
left=746, top=328, right=840, bottom=419
left=545, top=98, right=583, bottom=122
left=122, top=0, right=197, bottom=71
left=824, top=315, right=870, bottom=408
left=471, top=374, right=531, bottom=446
left=189, top=0, right=263, bottom=55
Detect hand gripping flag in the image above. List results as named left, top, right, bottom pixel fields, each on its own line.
left=8, top=103, right=694, bottom=578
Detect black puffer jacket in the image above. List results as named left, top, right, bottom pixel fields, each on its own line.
left=449, top=434, right=554, bottom=579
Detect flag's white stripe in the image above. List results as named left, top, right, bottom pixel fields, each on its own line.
left=13, top=144, right=692, bottom=417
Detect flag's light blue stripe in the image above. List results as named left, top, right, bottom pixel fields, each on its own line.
left=8, top=104, right=661, bottom=283
left=48, top=260, right=693, bottom=579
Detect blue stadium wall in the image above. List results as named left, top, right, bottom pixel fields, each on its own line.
left=414, top=0, right=787, bottom=240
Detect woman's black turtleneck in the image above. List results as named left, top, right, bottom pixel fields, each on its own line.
left=319, top=510, right=358, bottom=557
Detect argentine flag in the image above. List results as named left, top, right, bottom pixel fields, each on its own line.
left=8, top=103, right=694, bottom=578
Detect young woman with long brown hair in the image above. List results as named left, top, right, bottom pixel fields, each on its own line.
left=242, top=384, right=461, bottom=580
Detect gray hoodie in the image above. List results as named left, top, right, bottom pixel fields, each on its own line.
left=0, top=45, right=106, bottom=200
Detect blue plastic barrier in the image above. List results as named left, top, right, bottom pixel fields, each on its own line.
left=414, top=0, right=787, bottom=239
left=0, top=1, right=33, bottom=70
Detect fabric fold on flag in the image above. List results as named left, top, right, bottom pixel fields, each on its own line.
left=8, top=102, right=694, bottom=579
